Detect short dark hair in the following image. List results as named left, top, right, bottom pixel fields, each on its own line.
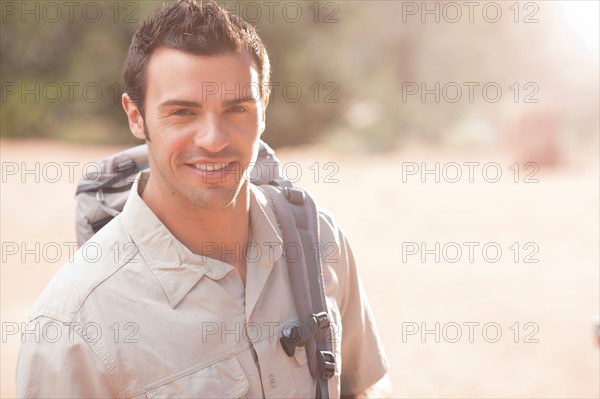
left=123, top=0, right=271, bottom=114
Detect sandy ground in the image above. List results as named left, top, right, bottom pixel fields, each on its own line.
left=1, top=139, right=598, bottom=398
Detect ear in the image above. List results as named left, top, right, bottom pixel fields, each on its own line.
left=259, top=95, right=269, bottom=135
left=122, top=93, right=146, bottom=140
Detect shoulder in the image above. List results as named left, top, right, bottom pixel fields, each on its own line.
left=318, top=206, right=345, bottom=244
left=28, top=214, right=135, bottom=323
left=316, top=201, right=354, bottom=264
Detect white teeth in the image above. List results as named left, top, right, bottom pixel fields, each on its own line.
left=193, top=162, right=229, bottom=172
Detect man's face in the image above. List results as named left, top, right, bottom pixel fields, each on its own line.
left=124, top=48, right=268, bottom=210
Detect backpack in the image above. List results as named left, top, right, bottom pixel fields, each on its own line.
left=75, top=140, right=335, bottom=398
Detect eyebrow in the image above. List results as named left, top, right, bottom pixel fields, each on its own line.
left=223, top=95, right=258, bottom=106
left=158, top=96, right=258, bottom=109
left=158, top=99, right=200, bottom=108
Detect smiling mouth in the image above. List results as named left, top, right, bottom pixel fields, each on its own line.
left=192, top=162, right=231, bottom=172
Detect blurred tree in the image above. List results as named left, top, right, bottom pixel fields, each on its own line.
left=1, top=1, right=597, bottom=151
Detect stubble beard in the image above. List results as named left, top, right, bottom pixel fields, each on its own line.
left=184, top=177, right=248, bottom=210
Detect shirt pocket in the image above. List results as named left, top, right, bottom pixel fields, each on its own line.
left=145, top=355, right=249, bottom=399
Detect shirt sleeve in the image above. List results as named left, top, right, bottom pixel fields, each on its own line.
left=320, top=211, right=389, bottom=396
left=16, top=316, right=118, bottom=398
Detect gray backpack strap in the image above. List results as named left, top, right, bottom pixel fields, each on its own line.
left=261, top=181, right=335, bottom=399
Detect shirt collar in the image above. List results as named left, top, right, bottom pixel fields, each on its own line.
left=121, top=170, right=283, bottom=309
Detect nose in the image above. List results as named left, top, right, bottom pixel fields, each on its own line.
left=193, top=113, right=229, bottom=153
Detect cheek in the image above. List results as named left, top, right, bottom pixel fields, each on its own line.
left=244, top=114, right=263, bottom=133
left=155, top=121, right=196, bottom=145
left=152, top=118, right=195, bottom=138
left=224, top=118, right=261, bottom=140
left=147, top=135, right=184, bottom=170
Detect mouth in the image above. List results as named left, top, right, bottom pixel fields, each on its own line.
left=186, top=161, right=238, bottom=183
left=192, top=162, right=231, bottom=172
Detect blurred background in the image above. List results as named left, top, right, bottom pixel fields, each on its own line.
left=1, top=1, right=598, bottom=397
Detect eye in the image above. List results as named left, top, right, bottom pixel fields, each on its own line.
left=171, top=108, right=194, bottom=116
left=227, top=105, right=247, bottom=114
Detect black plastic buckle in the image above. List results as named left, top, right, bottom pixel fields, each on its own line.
left=311, top=312, right=330, bottom=342
left=318, top=350, right=336, bottom=380
left=280, top=313, right=331, bottom=357
left=280, top=323, right=303, bottom=357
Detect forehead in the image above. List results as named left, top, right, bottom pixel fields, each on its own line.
left=145, top=47, right=260, bottom=103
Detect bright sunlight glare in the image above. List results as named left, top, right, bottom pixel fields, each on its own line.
left=560, top=1, right=600, bottom=60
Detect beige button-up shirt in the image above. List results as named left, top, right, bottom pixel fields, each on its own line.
left=16, top=171, right=388, bottom=398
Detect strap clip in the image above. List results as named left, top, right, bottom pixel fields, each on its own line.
left=279, top=312, right=331, bottom=357
left=312, top=312, right=330, bottom=340
left=280, top=323, right=303, bottom=357
left=318, top=350, right=336, bottom=380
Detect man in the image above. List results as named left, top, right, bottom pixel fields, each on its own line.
left=16, top=1, right=389, bottom=397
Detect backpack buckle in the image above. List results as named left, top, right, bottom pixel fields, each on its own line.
left=280, top=323, right=304, bottom=357
left=279, top=312, right=331, bottom=357
left=311, top=312, right=331, bottom=342
left=318, top=350, right=336, bottom=380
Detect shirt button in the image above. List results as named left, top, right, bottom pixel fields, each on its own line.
left=268, top=374, right=277, bottom=387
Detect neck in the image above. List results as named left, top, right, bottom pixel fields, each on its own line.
left=139, top=175, right=251, bottom=275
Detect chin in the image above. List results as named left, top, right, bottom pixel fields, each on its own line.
left=189, top=184, right=244, bottom=210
